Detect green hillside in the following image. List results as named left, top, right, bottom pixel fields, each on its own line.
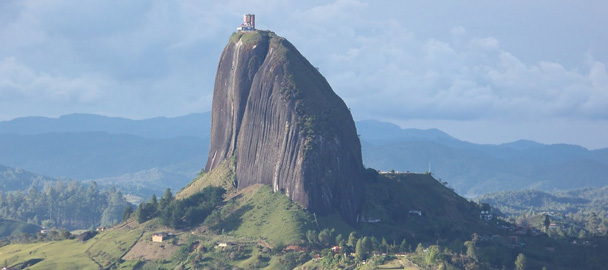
left=0, top=165, right=495, bottom=269
left=210, top=184, right=313, bottom=245
left=0, top=220, right=144, bottom=269
left=358, top=172, right=495, bottom=243
left=3, top=168, right=608, bottom=269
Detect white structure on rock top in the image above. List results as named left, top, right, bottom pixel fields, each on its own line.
left=237, top=14, right=256, bottom=32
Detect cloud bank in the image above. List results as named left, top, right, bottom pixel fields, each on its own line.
left=1, top=0, right=607, bottom=148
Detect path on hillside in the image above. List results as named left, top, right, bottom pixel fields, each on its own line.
left=111, top=221, right=144, bottom=269
left=85, top=220, right=144, bottom=270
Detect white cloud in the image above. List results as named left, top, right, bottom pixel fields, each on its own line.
left=297, top=16, right=608, bottom=123
left=0, top=0, right=607, bottom=147
left=0, top=57, right=105, bottom=103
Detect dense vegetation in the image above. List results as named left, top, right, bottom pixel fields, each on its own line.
left=477, top=187, right=608, bottom=237
left=0, top=218, right=41, bottom=238
left=135, top=186, right=226, bottom=229
left=3, top=170, right=608, bottom=269
left=0, top=181, right=129, bottom=230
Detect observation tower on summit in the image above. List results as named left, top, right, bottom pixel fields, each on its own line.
left=237, top=14, right=256, bottom=32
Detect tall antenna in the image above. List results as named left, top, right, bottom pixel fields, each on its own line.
left=428, top=162, right=431, bottom=174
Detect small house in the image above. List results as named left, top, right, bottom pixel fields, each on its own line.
left=216, top=241, right=236, bottom=249
left=331, top=246, right=341, bottom=254
left=152, top=233, right=168, bottom=242
left=361, top=217, right=381, bottom=223
left=409, top=210, right=422, bottom=216
left=480, top=210, right=493, bottom=221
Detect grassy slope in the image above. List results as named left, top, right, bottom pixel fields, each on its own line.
left=177, top=159, right=236, bottom=199
left=0, top=241, right=99, bottom=269
left=212, top=184, right=313, bottom=245
left=0, top=170, right=495, bottom=269
left=0, top=220, right=144, bottom=270
left=85, top=221, right=145, bottom=268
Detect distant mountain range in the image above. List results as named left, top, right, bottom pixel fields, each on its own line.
left=0, top=113, right=210, bottom=199
left=357, top=120, right=608, bottom=196
left=0, top=113, right=606, bottom=198
left=0, top=113, right=211, bottom=139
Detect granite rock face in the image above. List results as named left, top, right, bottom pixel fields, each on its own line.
left=205, top=31, right=364, bottom=223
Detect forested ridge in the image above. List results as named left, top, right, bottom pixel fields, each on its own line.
left=0, top=180, right=130, bottom=230
left=0, top=164, right=58, bottom=192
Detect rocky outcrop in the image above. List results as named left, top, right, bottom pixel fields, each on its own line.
left=205, top=31, right=364, bottom=224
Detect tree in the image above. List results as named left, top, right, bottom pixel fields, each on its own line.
left=42, top=219, right=55, bottom=229
left=318, top=228, right=332, bottom=247
left=306, top=230, right=318, bottom=246
left=347, top=231, right=358, bottom=249
left=370, top=236, right=379, bottom=252
left=335, top=234, right=344, bottom=247
left=159, top=188, right=173, bottom=210
left=578, top=229, right=587, bottom=239
left=465, top=241, right=477, bottom=261
left=544, top=215, right=551, bottom=231
left=399, top=239, right=408, bottom=253
left=122, top=205, right=133, bottom=221
left=101, top=190, right=129, bottom=226
left=425, top=245, right=441, bottom=265
left=136, top=202, right=157, bottom=223
left=514, top=253, right=527, bottom=270
left=355, top=238, right=370, bottom=260
left=380, top=238, right=389, bottom=253
left=364, top=236, right=372, bottom=254
left=150, top=194, right=158, bottom=207
left=279, top=252, right=298, bottom=269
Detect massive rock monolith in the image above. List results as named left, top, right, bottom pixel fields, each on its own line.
left=205, top=31, right=364, bottom=224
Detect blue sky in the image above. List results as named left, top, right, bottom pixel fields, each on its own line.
left=1, top=0, right=607, bottom=149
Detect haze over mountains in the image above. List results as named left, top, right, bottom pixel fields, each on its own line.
left=0, top=113, right=606, bottom=198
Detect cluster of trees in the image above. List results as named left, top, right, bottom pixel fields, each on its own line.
left=509, top=209, right=608, bottom=239
left=133, top=186, right=226, bottom=229
left=306, top=229, right=409, bottom=262
left=480, top=188, right=608, bottom=238
left=0, top=181, right=129, bottom=230
left=0, top=218, right=40, bottom=238
left=400, top=241, right=534, bottom=270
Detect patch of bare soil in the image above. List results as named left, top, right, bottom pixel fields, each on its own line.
left=122, top=238, right=179, bottom=261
